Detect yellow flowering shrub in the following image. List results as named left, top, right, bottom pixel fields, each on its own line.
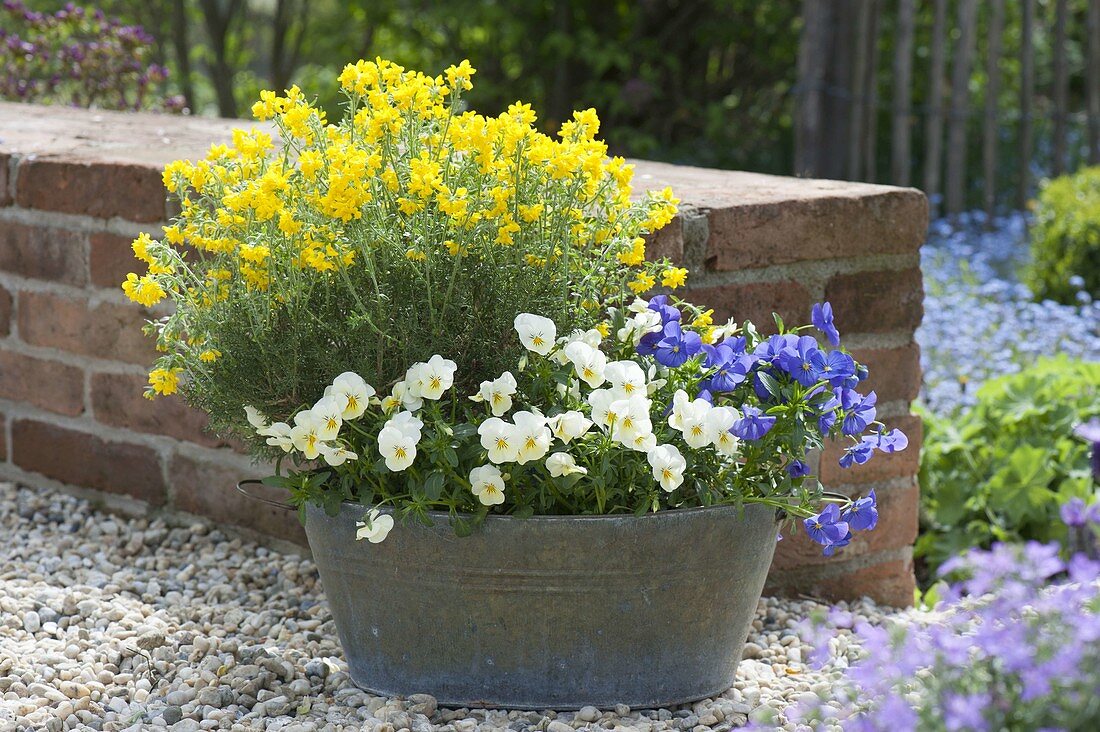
left=124, top=58, right=680, bottom=438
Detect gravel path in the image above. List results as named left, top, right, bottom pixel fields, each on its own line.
left=0, top=483, right=896, bottom=731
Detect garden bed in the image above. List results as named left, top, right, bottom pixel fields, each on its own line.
left=0, top=483, right=901, bottom=732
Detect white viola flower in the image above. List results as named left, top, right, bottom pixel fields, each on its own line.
left=319, top=444, right=358, bottom=466
left=648, top=444, right=687, bottom=492
left=513, top=410, right=552, bottom=464
left=290, top=411, right=326, bottom=460
left=630, top=431, right=658, bottom=453
left=705, top=406, right=740, bottom=456
left=417, top=355, right=458, bottom=400
left=587, top=389, right=618, bottom=430
left=552, top=329, right=603, bottom=365
left=311, top=395, right=344, bottom=441
left=259, top=421, right=294, bottom=452
left=711, top=318, right=740, bottom=341
left=244, top=406, right=268, bottom=430
left=564, top=341, right=607, bottom=388
left=647, top=377, right=668, bottom=396
left=617, top=310, right=662, bottom=344
left=627, top=297, right=651, bottom=314
left=548, top=410, right=593, bottom=443
left=546, top=452, right=587, bottom=477
left=604, top=360, right=648, bottom=400
left=469, top=464, right=506, bottom=506
left=609, top=395, right=653, bottom=446
left=384, top=410, right=423, bottom=442
left=383, top=380, right=423, bottom=413
left=479, top=417, right=520, bottom=464
left=677, top=398, right=713, bottom=449
left=514, top=313, right=557, bottom=356
left=667, top=389, right=691, bottom=430
left=475, top=371, right=517, bottom=417
left=325, top=372, right=375, bottom=420
left=377, top=425, right=418, bottom=471
left=356, top=509, right=394, bottom=543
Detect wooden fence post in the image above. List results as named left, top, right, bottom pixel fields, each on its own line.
left=923, top=0, right=949, bottom=216
left=1053, top=0, right=1069, bottom=176
left=848, top=0, right=872, bottom=180
left=795, top=0, right=828, bottom=176
left=1088, top=0, right=1100, bottom=164
left=892, top=0, right=915, bottom=187
left=983, top=0, right=1006, bottom=222
left=946, top=0, right=978, bottom=215
left=862, top=0, right=882, bottom=182
left=1019, top=0, right=1035, bottom=208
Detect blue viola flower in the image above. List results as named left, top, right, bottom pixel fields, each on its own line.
left=637, top=329, right=662, bottom=357
left=872, top=427, right=908, bottom=453
left=842, top=490, right=878, bottom=531
left=701, top=344, right=754, bottom=392
left=818, top=350, right=856, bottom=387
left=753, top=334, right=798, bottom=363
left=812, top=301, right=841, bottom=346
left=777, top=335, right=824, bottom=387
left=823, top=529, right=853, bottom=556
left=647, top=294, right=681, bottom=325
left=803, top=503, right=849, bottom=546
left=731, top=405, right=776, bottom=440
left=839, top=389, right=878, bottom=435
left=839, top=437, right=876, bottom=468
left=785, top=460, right=810, bottom=478
left=652, top=321, right=701, bottom=367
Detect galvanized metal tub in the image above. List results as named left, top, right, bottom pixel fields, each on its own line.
left=304, top=502, right=779, bottom=710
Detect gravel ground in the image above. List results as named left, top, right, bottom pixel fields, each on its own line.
left=0, top=483, right=897, bottom=731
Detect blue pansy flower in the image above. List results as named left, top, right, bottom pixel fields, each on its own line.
left=647, top=295, right=681, bottom=325
left=812, top=301, right=841, bottom=346
left=818, top=350, right=856, bottom=387
left=839, top=437, right=876, bottom=467
left=839, top=389, right=877, bottom=435
left=823, top=529, right=853, bottom=556
left=637, top=329, right=662, bottom=357
left=803, top=503, right=849, bottom=546
left=753, top=334, right=798, bottom=363
left=731, top=405, right=776, bottom=440
left=777, top=335, right=823, bottom=387
left=652, top=321, right=702, bottom=367
left=872, top=427, right=908, bottom=453
left=701, top=343, right=754, bottom=392
left=842, top=490, right=878, bottom=531
left=785, top=460, right=810, bottom=478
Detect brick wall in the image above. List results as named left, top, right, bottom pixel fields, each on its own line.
left=0, top=102, right=927, bottom=606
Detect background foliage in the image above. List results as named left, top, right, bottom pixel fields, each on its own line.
left=1025, top=166, right=1100, bottom=303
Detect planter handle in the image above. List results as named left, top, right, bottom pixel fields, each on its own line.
left=235, top=479, right=296, bottom=512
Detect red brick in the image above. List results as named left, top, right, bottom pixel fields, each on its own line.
left=820, top=414, right=923, bottom=487
left=0, top=349, right=84, bottom=416
left=15, top=158, right=165, bottom=223
left=824, top=267, right=924, bottom=335
left=849, top=341, right=922, bottom=405
left=89, top=231, right=140, bottom=289
left=645, top=216, right=684, bottom=265
left=90, top=371, right=221, bottom=446
left=771, top=480, right=919, bottom=571
left=0, top=221, right=87, bottom=285
left=684, top=280, right=811, bottom=334
left=0, top=283, right=11, bottom=336
left=767, top=555, right=916, bottom=608
left=12, top=419, right=166, bottom=505
left=170, top=451, right=306, bottom=544
left=18, top=291, right=158, bottom=365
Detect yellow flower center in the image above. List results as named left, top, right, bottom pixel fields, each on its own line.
left=429, top=376, right=442, bottom=390
left=346, top=395, right=359, bottom=410
left=394, top=446, right=407, bottom=459
left=495, top=437, right=510, bottom=450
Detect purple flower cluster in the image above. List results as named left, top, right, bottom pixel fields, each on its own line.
left=0, top=1, right=183, bottom=112
left=634, top=296, right=907, bottom=554
left=781, top=510, right=1100, bottom=731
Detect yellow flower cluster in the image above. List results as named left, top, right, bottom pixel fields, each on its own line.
left=123, top=58, right=681, bottom=398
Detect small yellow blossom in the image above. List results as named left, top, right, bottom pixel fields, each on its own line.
left=693, top=309, right=714, bottom=327
left=628, top=272, right=656, bottom=294
left=122, top=273, right=166, bottom=307
left=148, top=368, right=181, bottom=396
left=199, top=349, right=221, bottom=362
left=661, top=267, right=688, bottom=289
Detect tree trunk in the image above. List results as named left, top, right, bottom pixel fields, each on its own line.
left=1019, top=0, right=1036, bottom=207
left=848, top=0, right=872, bottom=180
left=862, top=0, right=881, bottom=181
left=795, top=0, right=827, bottom=176
left=945, top=0, right=978, bottom=215
left=983, top=0, right=1006, bottom=222
left=199, top=0, right=244, bottom=118
left=171, top=0, right=195, bottom=112
left=891, top=0, right=915, bottom=186
left=1089, top=0, right=1100, bottom=164
left=923, top=0, right=948, bottom=215
left=1053, top=0, right=1069, bottom=175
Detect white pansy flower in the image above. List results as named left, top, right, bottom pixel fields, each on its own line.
left=587, top=388, right=618, bottom=430
left=474, top=371, right=517, bottom=416
left=630, top=431, right=658, bottom=453
left=548, top=410, right=592, bottom=443
left=319, top=444, right=358, bottom=466
left=564, top=341, right=606, bottom=388
left=679, top=402, right=712, bottom=448
left=513, top=410, right=552, bottom=464
left=604, top=360, right=647, bottom=399
left=479, top=417, right=520, bottom=463
left=325, top=372, right=375, bottom=420
left=609, top=395, right=653, bottom=446
left=514, top=313, right=557, bottom=356
left=311, top=395, right=344, bottom=441
left=414, top=355, right=458, bottom=400
left=259, top=421, right=294, bottom=452
left=546, top=452, right=587, bottom=477
left=705, top=406, right=740, bottom=455
left=383, top=380, right=422, bottom=413
left=244, top=406, right=268, bottom=430
left=711, top=318, right=740, bottom=341
left=552, top=328, right=603, bottom=364
left=627, top=297, right=651, bottom=314
left=617, top=309, right=662, bottom=344
left=377, top=425, right=418, bottom=471
left=356, top=509, right=394, bottom=543
left=384, top=411, right=423, bottom=442
left=290, top=411, right=326, bottom=459
left=648, top=444, right=687, bottom=492
left=469, top=464, right=506, bottom=506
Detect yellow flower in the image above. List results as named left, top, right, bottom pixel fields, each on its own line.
left=628, top=272, right=656, bottom=294
left=148, top=368, right=181, bottom=397
left=405, top=248, right=428, bottom=262
left=700, top=327, right=718, bottom=344
left=122, top=273, right=166, bottom=307
left=131, top=233, right=155, bottom=264
left=661, top=267, right=688, bottom=289
left=518, top=203, right=543, bottom=222
left=692, top=308, right=714, bottom=327
left=617, top=238, right=647, bottom=266
left=199, top=349, right=221, bottom=363
left=444, top=59, right=476, bottom=90
left=595, top=322, right=611, bottom=337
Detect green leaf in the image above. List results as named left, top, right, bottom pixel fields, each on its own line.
left=422, top=471, right=445, bottom=500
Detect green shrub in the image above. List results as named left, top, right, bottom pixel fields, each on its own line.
left=916, top=357, right=1100, bottom=574
left=1025, top=167, right=1100, bottom=304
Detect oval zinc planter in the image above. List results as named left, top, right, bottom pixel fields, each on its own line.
left=303, top=501, right=780, bottom=710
